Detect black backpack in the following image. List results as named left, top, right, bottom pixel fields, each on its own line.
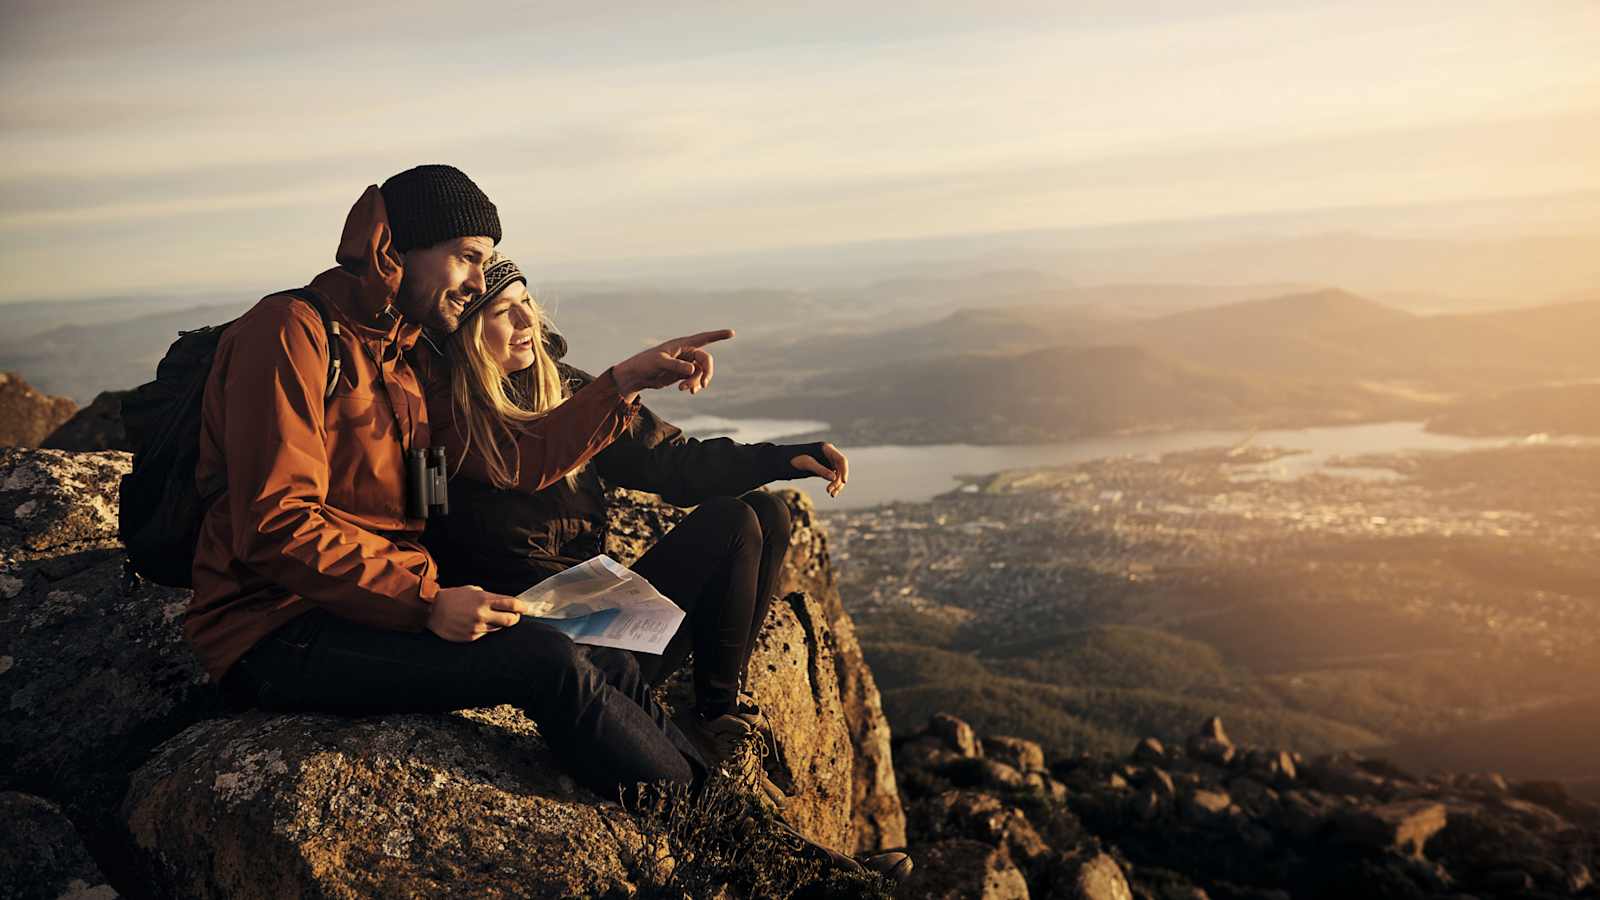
left=118, top=288, right=343, bottom=588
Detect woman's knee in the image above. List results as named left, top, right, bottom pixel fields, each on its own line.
left=740, top=490, right=792, bottom=544
left=692, top=495, right=762, bottom=545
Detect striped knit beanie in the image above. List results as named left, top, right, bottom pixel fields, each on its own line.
left=460, top=251, right=527, bottom=321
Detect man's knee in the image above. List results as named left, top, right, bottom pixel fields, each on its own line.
left=584, top=646, right=642, bottom=688
left=485, top=621, right=585, bottom=679
left=486, top=625, right=620, bottom=724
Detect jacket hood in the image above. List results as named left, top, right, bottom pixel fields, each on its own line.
left=332, top=185, right=406, bottom=324
left=316, top=185, right=422, bottom=349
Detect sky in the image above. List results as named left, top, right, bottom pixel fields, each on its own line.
left=2, top=0, right=1598, bottom=303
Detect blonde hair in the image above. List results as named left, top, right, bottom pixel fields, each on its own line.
left=444, top=292, right=582, bottom=489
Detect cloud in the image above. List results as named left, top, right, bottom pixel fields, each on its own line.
left=2, top=1, right=1598, bottom=302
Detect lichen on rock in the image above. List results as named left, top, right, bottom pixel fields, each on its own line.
left=0, top=791, right=120, bottom=900
left=0, top=449, right=214, bottom=828
left=123, top=711, right=666, bottom=899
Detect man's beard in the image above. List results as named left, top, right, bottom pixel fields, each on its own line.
left=395, top=275, right=463, bottom=333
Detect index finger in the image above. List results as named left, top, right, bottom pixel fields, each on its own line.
left=670, top=329, right=735, bottom=349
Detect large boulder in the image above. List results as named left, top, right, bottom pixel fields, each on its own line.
left=42, top=391, right=132, bottom=452
left=0, top=449, right=214, bottom=819
left=736, top=590, right=855, bottom=848
left=773, top=491, right=907, bottom=852
left=984, top=736, right=1046, bottom=774
left=650, top=580, right=859, bottom=850
left=901, top=838, right=1030, bottom=900
left=0, top=373, right=77, bottom=448
left=117, top=589, right=867, bottom=897
left=121, top=709, right=673, bottom=899
left=0, top=791, right=119, bottom=900
left=1050, top=851, right=1133, bottom=900
left=610, top=487, right=907, bottom=852
left=1330, top=800, right=1448, bottom=857
left=907, top=790, right=1051, bottom=865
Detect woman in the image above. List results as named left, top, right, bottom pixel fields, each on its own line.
left=423, top=251, right=852, bottom=764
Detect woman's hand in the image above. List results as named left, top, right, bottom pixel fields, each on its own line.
left=427, top=585, right=531, bottom=642
left=612, top=329, right=735, bottom=399
left=791, top=442, right=850, bottom=497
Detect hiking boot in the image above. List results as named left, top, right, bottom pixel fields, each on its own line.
left=674, top=708, right=754, bottom=769
left=859, top=850, right=913, bottom=885
left=762, top=818, right=915, bottom=887
left=733, top=690, right=778, bottom=756
left=733, top=690, right=771, bottom=734
left=767, top=816, right=864, bottom=875
left=734, top=689, right=805, bottom=798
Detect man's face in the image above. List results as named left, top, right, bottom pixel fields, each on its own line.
left=393, top=235, right=494, bottom=333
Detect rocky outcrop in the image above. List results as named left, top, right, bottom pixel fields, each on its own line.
left=611, top=486, right=907, bottom=853
left=1, top=447, right=900, bottom=898
left=896, top=715, right=1122, bottom=899
left=901, top=838, right=1030, bottom=900
left=116, top=590, right=867, bottom=898
left=0, top=373, right=77, bottom=448
left=896, top=711, right=1600, bottom=900
left=42, top=390, right=132, bottom=452
left=733, top=590, right=855, bottom=847
left=0, top=450, right=213, bottom=818
left=0, top=791, right=119, bottom=900
left=772, top=492, right=908, bottom=853
left=121, top=709, right=673, bottom=899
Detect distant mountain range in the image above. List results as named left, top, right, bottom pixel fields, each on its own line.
left=0, top=277, right=1319, bottom=404
left=0, top=301, right=247, bottom=404
left=701, top=289, right=1600, bottom=443
left=715, top=341, right=1423, bottom=444
left=6, top=273, right=1599, bottom=447
left=1100, top=289, right=1600, bottom=391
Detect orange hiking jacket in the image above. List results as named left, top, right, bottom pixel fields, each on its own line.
left=184, top=186, right=636, bottom=680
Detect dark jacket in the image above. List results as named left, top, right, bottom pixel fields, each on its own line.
left=425, top=343, right=824, bottom=597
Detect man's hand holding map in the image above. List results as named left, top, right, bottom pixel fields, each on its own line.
left=516, top=555, right=685, bottom=654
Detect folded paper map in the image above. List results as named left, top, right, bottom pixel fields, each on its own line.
left=515, top=555, right=685, bottom=655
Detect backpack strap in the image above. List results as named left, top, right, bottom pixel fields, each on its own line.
left=199, top=288, right=339, bottom=494
left=283, top=287, right=343, bottom=399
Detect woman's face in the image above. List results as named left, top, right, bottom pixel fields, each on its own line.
left=478, top=280, right=539, bottom=374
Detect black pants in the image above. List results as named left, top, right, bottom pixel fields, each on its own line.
left=222, top=607, right=706, bottom=800
left=631, top=491, right=793, bottom=717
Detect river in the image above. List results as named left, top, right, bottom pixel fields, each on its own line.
left=670, top=417, right=1578, bottom=510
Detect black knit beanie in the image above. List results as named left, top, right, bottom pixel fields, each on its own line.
left=379, top=164, right=502, bottom=254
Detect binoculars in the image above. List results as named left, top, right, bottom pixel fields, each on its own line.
left=406, top=447, right=450, bottom=519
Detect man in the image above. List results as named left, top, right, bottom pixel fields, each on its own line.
left=186, top=164, right=712, bottom=794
